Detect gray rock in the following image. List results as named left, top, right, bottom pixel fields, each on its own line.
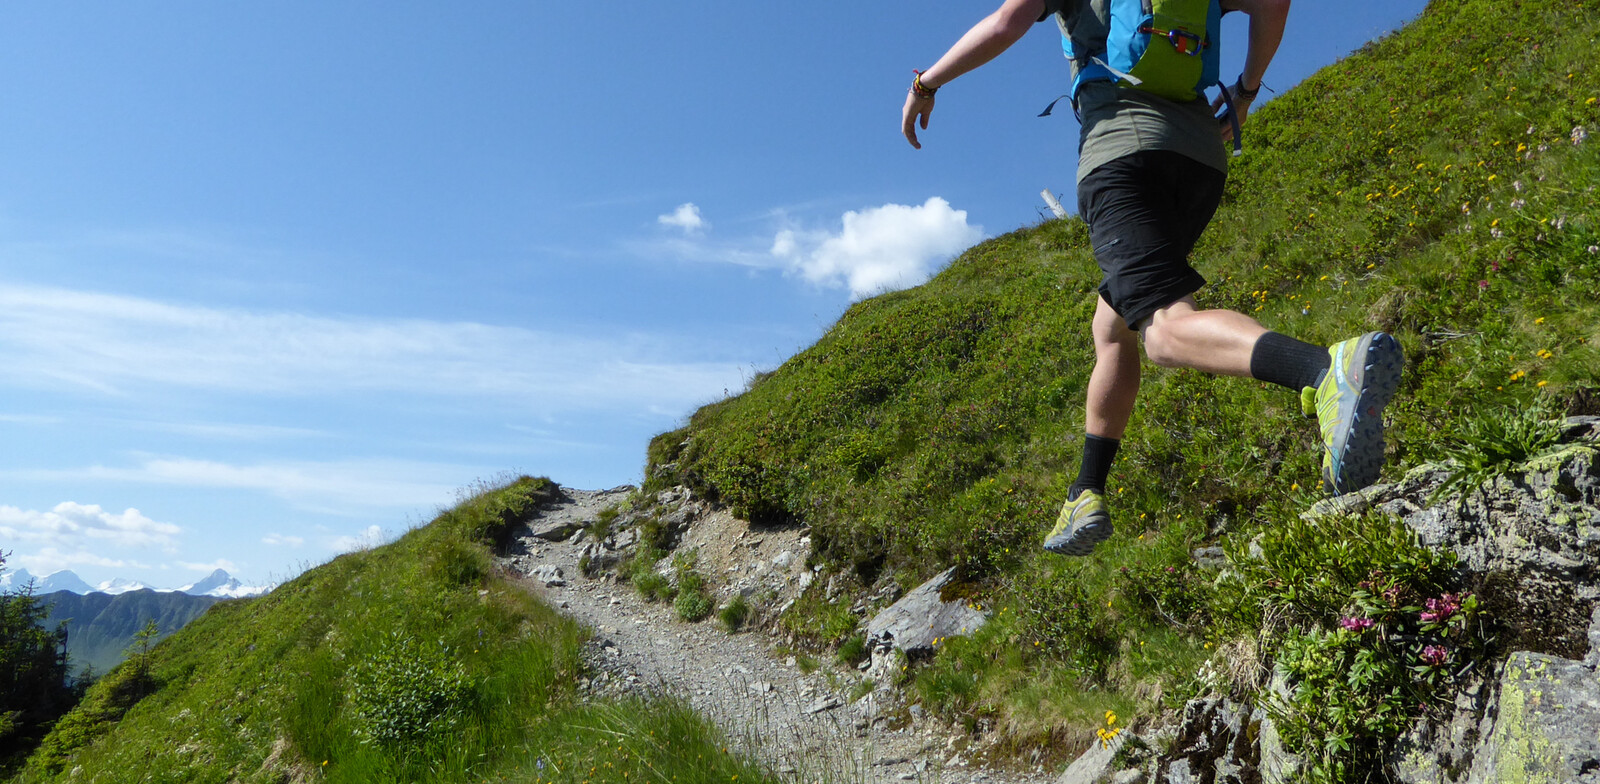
left=527, top=519, right=581, bottom=542
left=1191, top=546, right=1227, bottom=569
left=1163, top=759, right=1199, bottom=784
left=1157, top=697, right=1257, bottom=784
left=803, top=696, right=841, bottom=714
left=1255, top=676, right=1304, bottom=784
left=529, top=564, right=566, bottom=587
left=1296, top=436, right=1600, bottom=782
left=1110, top=770, right=1146, bottom=784
left=1392, top=665, right=1497, bottom=784
left=1466, top=651, right=1600, bottom=783
left=1586, top=604, right=1600, bottom=669
left=608, top=528, right=638, bottom=550
left=865, top=566, right=990, bottom=657
left=1053, top=730, right=1126, bottom=784
left=1562, top=415, right=1600, bottom=443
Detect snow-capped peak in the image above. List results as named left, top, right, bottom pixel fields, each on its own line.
left=95, top=577, right=151, bottom=595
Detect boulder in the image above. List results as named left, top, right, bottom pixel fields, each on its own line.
left=530, top=564, right=566, bottom=587
left=527, top=518, right=581, bottom=542
left=1465, top=651, right=1600, bottom=783
left=1156, top=697, right=1257, bottom=784
left=865, top=567, right=989, bottom=657
left=1054, top=731, right=1129, bottom=784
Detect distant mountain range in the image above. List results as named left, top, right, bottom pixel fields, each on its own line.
left=0, top=568, right=272, bottom=598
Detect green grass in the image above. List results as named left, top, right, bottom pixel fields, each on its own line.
left=13, top=476, right=778, bottom=784
left=645, top=0, right=1600, bottom=775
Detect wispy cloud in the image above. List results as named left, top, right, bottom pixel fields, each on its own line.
left=11, top=456, right=473, bottom=515
left=261, top=532, right=306, bottom=547
left=10, top=547, right=150, bottom=575
left=0, top=284, right=743, bottom=414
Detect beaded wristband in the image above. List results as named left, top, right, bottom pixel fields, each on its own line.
left=1234, top=75, right=1260, bottom=101
left=911, top=70, right=938, bottom=100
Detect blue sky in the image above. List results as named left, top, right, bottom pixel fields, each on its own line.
left=0, top=1, right=1427, bottom=590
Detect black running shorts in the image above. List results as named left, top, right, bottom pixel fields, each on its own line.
left=1076, top=150, right=1227, bottom=330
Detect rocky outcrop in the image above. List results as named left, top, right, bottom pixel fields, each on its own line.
left=865, top=567, right=990, bottom=659
left=1059, top=419, right=1600, bottom=784
left=1470, top=649, right=1600, bottom=782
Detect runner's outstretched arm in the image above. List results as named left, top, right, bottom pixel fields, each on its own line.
left=1213, top=0, right=1291, bottom=142
left=902, top=0, right=1048, bottom=149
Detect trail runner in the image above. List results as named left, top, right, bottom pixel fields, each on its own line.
left=900, top=0, right=1404, bottom=556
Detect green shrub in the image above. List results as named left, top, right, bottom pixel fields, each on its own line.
left=584, top=505, right=621, bottom=543
left=628, top=544, right=675, bottom=602
left=1218, top=510, right=1486, bottom=782
left=675, top=588, right=713, bottom=623
left=635, top=571, right=675, bottom=603
left=718, top=594, right=751, bottom=632
left=672, top=565, right=713, bottom=622
left=347, top=632, right=473, bottom=747
left=836, top=633, right=867, bottom=666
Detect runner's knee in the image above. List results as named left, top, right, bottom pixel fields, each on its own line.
left=1142, top=323, right=1184, bottom=367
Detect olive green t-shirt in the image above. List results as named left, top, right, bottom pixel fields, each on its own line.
left=1074, top=80, right=1229, bottom=183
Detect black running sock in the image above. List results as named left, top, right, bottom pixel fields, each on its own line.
left=1249, top=331, right=1331, bottom=392
left=1071, top=434, right=1121, bottom=498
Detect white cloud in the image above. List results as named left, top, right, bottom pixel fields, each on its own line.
left=770, top=198, right=984, bottom=299
left=0, top=284, right=743, bottom=415
left=332, top=525, right=388, bottom=554
left=262, top=533, right=306, bottom=547
left=0, top=502, right=180, bottom=550
left=657, top=203, right=708, bottom=235
left=13, top=456, right=470, bottom=515
left=0, top=503, right=176, bottom=576
left=11, top=547, right=148, bottom=574
left=177, top=558, right=238, bottom=573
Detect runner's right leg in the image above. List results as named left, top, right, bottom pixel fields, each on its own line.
left=1044, top=296, right=1137, bottom=557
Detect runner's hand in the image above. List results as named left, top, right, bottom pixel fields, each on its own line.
left=903, top=90, right=934, bottom=149
left=1211, top=84, right=1254, bottom=144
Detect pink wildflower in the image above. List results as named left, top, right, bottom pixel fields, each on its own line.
left=1340, top=616, right=1375, bottom=632
left=1420, top=645, right=1449, bottom=667
left=1421, top=594, right=1461, bottom=624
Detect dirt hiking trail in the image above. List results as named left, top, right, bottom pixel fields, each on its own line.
left=498, top=486, right=1063, bottom=784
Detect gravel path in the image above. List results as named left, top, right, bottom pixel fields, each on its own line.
left=500, top=487, right=1061, bottom=784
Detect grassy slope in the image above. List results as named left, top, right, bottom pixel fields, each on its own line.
left=14, top=477, right=777, bottom=784
left=651, top=0, right=1599, bottom=757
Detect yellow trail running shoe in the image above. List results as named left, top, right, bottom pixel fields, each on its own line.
left=1042, top=489, right=1112, bottom=557
left=1303, top=331, right=1405, bottom=495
